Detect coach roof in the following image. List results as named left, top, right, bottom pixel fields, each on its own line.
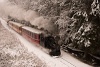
left=9, top=21, right=23, bottom=27
left=22, top=26, right=44, bottom=34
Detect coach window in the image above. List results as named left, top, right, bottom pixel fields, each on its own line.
left=24, top=29, right=27, bottom=34
left=26, top=30, right=27, bottom=35
left=13, top=24, right=15, bottom=27
left=18, top=27, right=19, bottom=30
left=27, top=30, right=28, bottom=34
left=27, top=31, right=29, bottom=35
left=32, top=33, right=34, bottom=38
left=26, top=30, right=27, bottom=34
left=29, top=32, right=31, bottom=36
left=32, top=33, right=35, bottom=38
left=19, top=26, right=21, bottom=30
left=16, top=26, right=18, bottom=29
left=33, top=33, right=35, bottom=38
left=36, top=34, right=39, bottom=39
left=37, top=35, right=39, bottom=39
left=35, top=34, right=37, bottom=39
left=30, top=32, right=32, bottom=37
left=29, top=31, right=31, bottom=35
left=17, top=26, right=19, bottom=30
left=22, top=28, right=24, bottom=32
left=17, top=26, right=18, bottom=29
left=15, top=25, right=17, bottom=28
left=30, top=32, right=31, bottom=36
left=28, top=31, right=29, bottom=35
left=22, top=28, right=23, bottom=32
left=23, top=29, right=26, bottom=33
left=32, top=33, right=33, bottom=37
left=26, top=30, right=28, bottom=35
left=14, top=25, right=15, bottom=28
left=15, top=25, right=16, bottom=28
left=24, top=29, right=26, bottom=33
left=25, top=29, right=27, bottom=34
left=34, top=34, right=37, bottom=39
left=13, top=24, right=14, bottom=26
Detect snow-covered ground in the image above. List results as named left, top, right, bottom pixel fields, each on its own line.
left=0, top=18, right=92, bottom=67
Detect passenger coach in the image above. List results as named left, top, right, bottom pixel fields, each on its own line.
left=22, top=26, right=44, bottom=45
left=8, top=21, right=23, bottom=34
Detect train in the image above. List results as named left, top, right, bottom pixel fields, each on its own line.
left=7, top=21, right=61, bottom=56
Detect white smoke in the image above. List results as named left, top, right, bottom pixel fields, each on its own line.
left=24, top=10, right=39, bottom=21
left=0, top=0, right=39, bottom=21
left=0, top=0, right=56, bottom=33
left=0, top=0, right=9, bottom=18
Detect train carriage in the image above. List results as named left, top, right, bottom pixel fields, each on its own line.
left=8, top=21, right=23, bottom=34
left=22, top=26, right=44, bottom=45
